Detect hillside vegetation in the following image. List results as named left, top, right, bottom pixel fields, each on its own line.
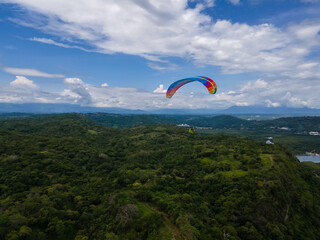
left=85, top=113, right=320, bottom=132
left=86, top=113, right=320, bottom=154
left=0, top=114, right=320, bottom=239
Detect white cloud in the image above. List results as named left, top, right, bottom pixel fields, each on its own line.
left=189, top=0, right=215, bottom=7
left=64, top=78, right=92, bottom=105
left=10, top=76, right=38, bottom=89
left=1, top=76, right=320, bottom=109
left=65, top=77, right=85, bottom=85
left=3, top=0, right=320, bottom=75
left=0, top=87, right=46, bottom=103
left=61, top=79, right=170, bottom=109
left=60, top=89, right=81, bottom=99
left=101, top=83, right=108, bottom=87
left=225, top=78, right=320, bottom=108
left=30, top=37, right=92, bottom=52
left=301, top=0, right=320, bottom=3
left=153, top=84, right=167, bottom=93
left=235, top=102, right=248, bottom=106
left=147, top=62, right=178, bottom=70
left=228, top=0, right=240, bottom=5
left=3, top=67, right=65, bottom=78
left=265, top=99, right=280, bottom=107
left=281, top=92, right=310, bottom=108
left=205, top=0, right=215, bottom=7
left=240, top=79, right=268, bottom=91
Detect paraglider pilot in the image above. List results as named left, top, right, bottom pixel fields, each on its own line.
left=189, top=127, right=195, bottom=134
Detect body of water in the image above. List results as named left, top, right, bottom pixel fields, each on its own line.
left=296, top=155, right=320, bottom=163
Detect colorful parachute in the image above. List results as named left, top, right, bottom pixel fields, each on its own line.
left=166, top=76, right=217, bottom=98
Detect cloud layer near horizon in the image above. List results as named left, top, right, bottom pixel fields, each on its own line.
left=1, top=76, right=319, bottom=110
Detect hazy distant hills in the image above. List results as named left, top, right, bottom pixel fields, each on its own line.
left=0, top=102, right=320, bottom=116
left=220, top=105, right=320, bottom=116
left=0, top=103, right=146, bottom=114
left=84, top=113, right=320, bottom=133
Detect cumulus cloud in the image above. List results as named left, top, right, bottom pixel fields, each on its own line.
left=240, top=79, right=268, bottom=91
left=153, top=84, right=167, bottom=93
left=3, top=0, right=320, bottom=74
left=0, top=76, right=53, bottom=103
left=224, top=78, right=320, bottom=108
left=281, top=92, right=310, bottom=108
left=1, top=76, right=320, bottom=109
left=64, top=78, right=92, bottom=105
left=65, top=77, right=84, bottom=85
left=60, top=79, right=170, bottom=109
left=265, top=99, right=280, bottom=107
left=10, top=76, right=38, bottom=89
left=3, top=67, right=65, bottom=78
left=0, top=87, right=53, bottom=103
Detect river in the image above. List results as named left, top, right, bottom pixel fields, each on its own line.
left=296, top=155, right=320, bottom=163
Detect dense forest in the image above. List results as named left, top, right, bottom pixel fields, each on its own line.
left=1, top=113, right=320, bottom=133
left=1, top=114, right=320, bottom=239
left=84, top=113, right=320, bottom=133
left=85, top=113, right=320, bottom=154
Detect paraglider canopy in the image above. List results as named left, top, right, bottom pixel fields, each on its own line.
left=166, top=76, right=217, bottom=98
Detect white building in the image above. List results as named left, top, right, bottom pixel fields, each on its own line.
left=266, top=140, right=274, bottom=145
left=309, top=131, right=320, bottom=136
left=278, top=127, right=289, bottom=130
left=177, top=124, right=190, bottom=127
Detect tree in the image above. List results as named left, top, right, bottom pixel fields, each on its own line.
left=116, top=204, right=138, bottom=228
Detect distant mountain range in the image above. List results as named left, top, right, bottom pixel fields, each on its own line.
left=219, top=105, right=320, bottom=116
left=0, top=102, right=320, bottom=116
left=0, top=103, right=146, bottom=114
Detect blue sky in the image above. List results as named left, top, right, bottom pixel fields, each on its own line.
left=0, top=0, right=320, bottom=110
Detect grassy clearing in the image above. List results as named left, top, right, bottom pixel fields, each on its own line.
left=138, top=202, right=176, bottom=240
left=260, top=154, right=273, bottom=169
left=198, top=129, right=320, bottom=154
left=201, top=157, right=214, bottom=165
left=221, top=157, right=241, bottom=169
left=87, top=129, right=98, bottom=135
left=221, top=169, right=248, bottom=178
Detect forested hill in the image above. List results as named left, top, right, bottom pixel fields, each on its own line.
left=1, top=114, right=320, bottom=239
left=1, top=113, right=320, bottom=133
left=85, top=113, right=320, bottom=132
